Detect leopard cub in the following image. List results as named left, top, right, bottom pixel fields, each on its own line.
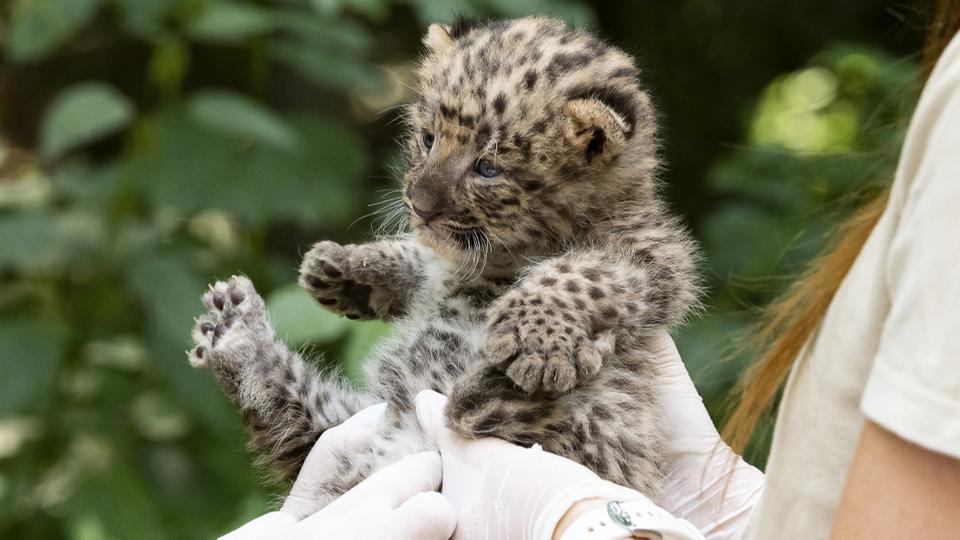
left=188, top=16, right=699, bottom=515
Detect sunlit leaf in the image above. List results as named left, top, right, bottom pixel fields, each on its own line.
left=266, top=284, right=350, bottom=346
left=187, top=90, right=298, bottom=151
left=5, top=0, right=102, bottom=63
left=40, top=83, right=134, bottom=159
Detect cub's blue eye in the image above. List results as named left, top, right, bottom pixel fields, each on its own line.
left=475, top=158, right=502, bottom=178
left=421, top=130, right=435, bottom=150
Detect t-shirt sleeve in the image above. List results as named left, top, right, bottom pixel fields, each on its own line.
left=860, top=53, right=960, bottom=460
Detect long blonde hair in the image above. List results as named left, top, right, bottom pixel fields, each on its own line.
left=722, top=0, right=960, bottom=454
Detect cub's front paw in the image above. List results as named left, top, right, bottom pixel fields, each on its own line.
left=299, top=241, right=379, bottom=320
left=188, top=276, right=272, bottom=394
left=485, top=291, right=614, bottom=394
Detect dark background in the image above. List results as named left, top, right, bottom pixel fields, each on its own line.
left=0, top=0, right=926, bottom=537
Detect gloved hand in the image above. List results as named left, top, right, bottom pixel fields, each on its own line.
left=222, top=402, right=456, bottom=540
left=416, top=390, right=704, bottom=540
left=649, top=330, right=765, bottom=538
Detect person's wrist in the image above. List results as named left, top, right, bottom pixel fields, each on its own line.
left=553, top=498, right=607, bottom=540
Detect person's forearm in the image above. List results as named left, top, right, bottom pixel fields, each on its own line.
left=831, top=420, right=960, bottom=538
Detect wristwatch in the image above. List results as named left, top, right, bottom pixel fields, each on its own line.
left=560, top=500, right=704, bottom=540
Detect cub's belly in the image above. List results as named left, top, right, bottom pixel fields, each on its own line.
left=368, top=316, right=486, bottom=408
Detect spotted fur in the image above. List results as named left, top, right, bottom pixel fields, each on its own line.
left=188, top=17, right=700, bottom=516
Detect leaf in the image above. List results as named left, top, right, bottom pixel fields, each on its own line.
left=309, top=0, right=390, bottom=21
left=0, top=211, right=55, bottom=268
left=266, top=284, right=350, bottom=346
left=341, top=321, right=393, bottom=384
left=187, top=2, right=275, bottom=43
left=113, top=0, right=176, bottom=38
left=272, top=40, right=382, bottom=92
left=0, top=318, right=66, bottom=415
left=40, top=82, right=134, bottom=159
left=271, top=12, right=372, bottom=53
left=52, top=160, right=125, bottom=205
left=5, top=0, right=102, bottom=63
left=187, top=90, right=298, bottom=151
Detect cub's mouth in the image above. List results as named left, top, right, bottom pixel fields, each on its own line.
left=412, top=218, right=486, bottom=257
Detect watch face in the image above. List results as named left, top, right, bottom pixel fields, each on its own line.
left=606, top=501, right=663, bottom=540
left=607, top=501, right=635, bottom=528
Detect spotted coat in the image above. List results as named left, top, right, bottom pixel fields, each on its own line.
left=188, top=16, right=700, bottom=516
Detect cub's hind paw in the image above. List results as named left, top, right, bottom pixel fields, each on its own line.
left=446, top=365, right=522, bottom=438
left=485, top=291, right=615, bottom=394
left=188, top=275, right=271, bottom=370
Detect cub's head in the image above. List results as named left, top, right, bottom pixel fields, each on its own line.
left=400, top=17, right=659, bottom=260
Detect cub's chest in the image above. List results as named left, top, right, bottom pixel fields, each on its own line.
left=395, top=291, right=490, bottom=356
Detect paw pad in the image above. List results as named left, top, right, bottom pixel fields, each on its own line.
left=188, top=275, right=269, bottom=369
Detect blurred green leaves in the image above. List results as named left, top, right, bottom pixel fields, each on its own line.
left=0, top=319, right=65, bottom=414
left=188, top=90, right=299, bottom=151
left=267, top=284, right=350, bottom=345
left=187, top=2, right=275, bottom=43
left=676, top=46, right=917, bottom=464
left=6, top=0, right=102, bottom=63
left=40, top=83, right=134, bottom=159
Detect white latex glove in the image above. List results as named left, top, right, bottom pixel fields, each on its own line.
left=416, top=390, right=704, bottom=540
left=222, top=403, right=456, bottom=540
left=650, top=330, right=765, bottom=538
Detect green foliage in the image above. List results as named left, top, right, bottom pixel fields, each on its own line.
left=187, top=90, right=300, bottom=151
left=6, top=0, right=103, bottom=63
left=40, top=83, right=135, bottom=159
left=0, top=0, right=919, bottom=537
left=267, top=284, right=350, bottom=345
left=675, top=44, right=917, bottom=465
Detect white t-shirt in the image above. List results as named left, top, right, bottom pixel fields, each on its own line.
left=742, top=33, right=960, bottom=539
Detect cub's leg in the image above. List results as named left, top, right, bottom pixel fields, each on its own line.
left=188, top=275, right=376, bottom=480
left=447, top=346, right=664, bottom=498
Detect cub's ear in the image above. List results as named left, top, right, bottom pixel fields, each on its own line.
left=564, top=98, right=629, bottom=163
left=423, top=23, right=455, bottom=53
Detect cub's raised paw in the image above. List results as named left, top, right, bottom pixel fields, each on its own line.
left=299, top=241, right=376, bottom=320
left=188, top=275, right=272, bottom=376
left=299, top=240, right=408, bottom=320
left=485, top=292, right=615, bottom=394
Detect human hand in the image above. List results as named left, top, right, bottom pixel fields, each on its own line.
left=649, top=330, right=764, bottom=537
left=416, top=390, right=703, bottom=540
left=222, top=403, right=456, bottom=540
